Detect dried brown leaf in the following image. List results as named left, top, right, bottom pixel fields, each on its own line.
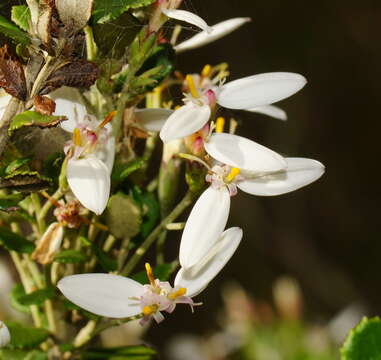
left=33, top=95, right=56, bottom=115
left=0, top=44, right=27, bottom=100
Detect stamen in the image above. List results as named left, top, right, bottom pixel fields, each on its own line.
left=98, top=110, right=116, bottom=129
left=142, top=304, right=158, bottom=316
left=73, top=128, right=82, bottom=147
left=145, top=263, right=156, bottom=286
left=168, top=287, right=187, bottom=300
left=201, top=64, right=212, bottom=78
left=225, top=167, right=241, bottom=182
left=186, top=74, right=199, bottom=98
left=215, top=117, right=225, bottom=133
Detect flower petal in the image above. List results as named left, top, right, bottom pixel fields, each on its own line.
left=205, top=133, right=287, bottom=172
left=246, top=104, right=287, bottom=121
left=57, top=274, right=144, bottom=318
left=0, top=93, right=11, bottom=119
left=175, top=17, right=251, bottom=53
left=217, top=72, right=307, bottom=110
left=237, top=157, right=325, bottom=196
left=67, top=157, right=110, bottom=215
left=179, top=186, right=230, bottom=270
left=134, top=108, right=174, bottom=132
left=159, top=103, right=211, bottom=143
left=94, top=123, right=115, bottom=174
left=162, top=9, right=212, bottom=33
left=0, top=321, right=10, bottom=348
left=50, top=87, right=88, bottom=133
left=175, top=227, right=243, bottom=297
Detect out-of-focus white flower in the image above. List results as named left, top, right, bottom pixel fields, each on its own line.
left=246, top=104, right=287, bottom=121
left=160, top=72, right=306, bottom=142
left=175, top=17, right=251, bottom=53
left=134, top=108, right=174, bottom=132
left=57, top=227, right=242, bottom=324
left=0, top=92, right=11, bottom=119
left=180, top=133, right=324, bottom=269
left=0, top=321, right=10, bottom=348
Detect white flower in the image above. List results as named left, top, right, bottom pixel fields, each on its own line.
left=246, top=104, right=287, bottom=121
left=0, top=321, right=10, bottom=348
left=133, top=108, right=174, bottom=132
left=0, top=92, right=11, bottom=119
left=57, top=227, right=242, bottom=324
left=161, top=8, right=212, bottom=33
left=180, top=133, right=324, bottom=268
left=175, top=17, right=252, bottom=53
left=160, top=72, right=306, bottom=142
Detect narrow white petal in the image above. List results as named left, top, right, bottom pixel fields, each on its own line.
left=175, top=227, right=243, bottom=297
left=237, top=157, right=325, bottom=196
left=94, top=123, right=115, bottom=174
left=175, top=17, right=251, bottom=53
left=162, top=9, right=212, bottom=33
left=246, top=104, right=287, bottom=121
left=218, top=72, right=307, bottom=110
left=179, top=186, right=230, bottom=270
left=57, top=274, right=144, bottom=318
left=205, top=133, right=287, bottom=172
left=50, top=87, right=88, bottom=133
left=134, top=108, right=174, bottom=132
left=0, top=321, right=10, bottom=347
left=0, top=93, right=11, bottom=119
left=159, top=103, right=211, bottom=143
left=67, top=157, right=110, bottom=215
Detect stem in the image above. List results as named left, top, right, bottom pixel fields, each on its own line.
left=121, top=191, right=194, bottom=276
left=0, top=97, right=22, bottom=157
left=31, top=193, right=46, bottom=235
left=38, top=188, right=63, bottom=224
left=84, top=26, right=98, bottom=61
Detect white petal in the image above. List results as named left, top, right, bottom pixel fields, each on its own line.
left=175, top=227, right=243, bottom=297
left=50, top=87, right=88, bottom=133
left=246, top=104, right=287, bottom=121
left=67, top=157, right=110, bottom=215
left=159, top=103, right=211, bottom=143
left=218, top=72, right=307, bottom=110
left=0, top=93, right=11, bottom=119
left=94, top=123, right=115, bottom=174
left=162, top=9, right=212, bottom=33
left=237, top=157, right=325, bottom=196
left=205, top=133, right=287, bottom=172
left=134, top=108, right=174, bottom=132
left=179, top=186, right=230, bottom=270
left=175, top=17, right=251, bottom=53
left=0, top=321, right=10, bottom=348
left=57, top=274, right=144, bottom=318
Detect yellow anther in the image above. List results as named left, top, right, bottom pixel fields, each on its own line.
left=98, top=110, right=116, bottom=129
left=174, top=105, right=182, bottom=110
left=225, top=167, right=241, bottom=182
left=73, top=128, right=82, bottom=147
left=168, top=287, right=187, bottom=300
left=186, top=74, right=199, bottom=98
left=145, top=263, right=156, bottom=286
left=215, top=117, right=225, bottom=133
left=142, top=304, right=158, bottom=316
left=201, top=64, right=212, bottom=78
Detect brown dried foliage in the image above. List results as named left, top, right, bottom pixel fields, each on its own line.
left=34, top=95, right=56, bottom=115
left=0, top=45, right=27, bottom=101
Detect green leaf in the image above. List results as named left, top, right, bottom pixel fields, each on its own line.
left=132, top=262, right=177, bottom=285
left=0, top=193, right=25, bottom=212
left=0, top=226, right=35, bottom=253
left=105, top=193, right=142, bottom=238
left=5, top=158, right=31, bottom=175
left=24, top=350, right=48, bottom=360
left=63, top=300, right=99, bottom=320
left=0, top=349, right=27, bottom=360
left=0, top=14, right=30, bottom=44
left=82, top=345, right=157, bottom=359
left=11, top=5, right=32, bottom=32
left=17, top=287, right=55, bottom=306
left=5, top=321, right=50, bottom=349
left=10, top=284, right=30, bottom=314
left=120, top=159, right=145, bottom=180
left=92, top=0, right=155, bottom=24
left=341, top=317, right=381, bottom=360
left=92, top=243, right=118, bottom=272
left=54, top=249, right=89, bottom=264
left=0, top=170, right=52, bottom=192
left=9, top=111, right=67, bottom=135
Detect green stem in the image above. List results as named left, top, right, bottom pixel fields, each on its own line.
left=38, top=188, right=63, bottom=224
left=121, top=191, right=194, bottom=276
left=31, top=193, right=45, bottom=235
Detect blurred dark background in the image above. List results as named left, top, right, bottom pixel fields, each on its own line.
left=1, top=0, right=381, bottom=353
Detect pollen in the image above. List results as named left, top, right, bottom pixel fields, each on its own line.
left=201, top=64, right=212, bottom=78
left=215, top=117, right=225, bottom=133
left=186, top=74, right=199, bottom=98
left=145, top=263, right=156, bottom=286
left=168, top=287, right=187, bottom=300
left=73, top=128, right=82, bottom=147
left=225, top=167, right=241, bottom=182
left=142, top=304, right=158, bottom=316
